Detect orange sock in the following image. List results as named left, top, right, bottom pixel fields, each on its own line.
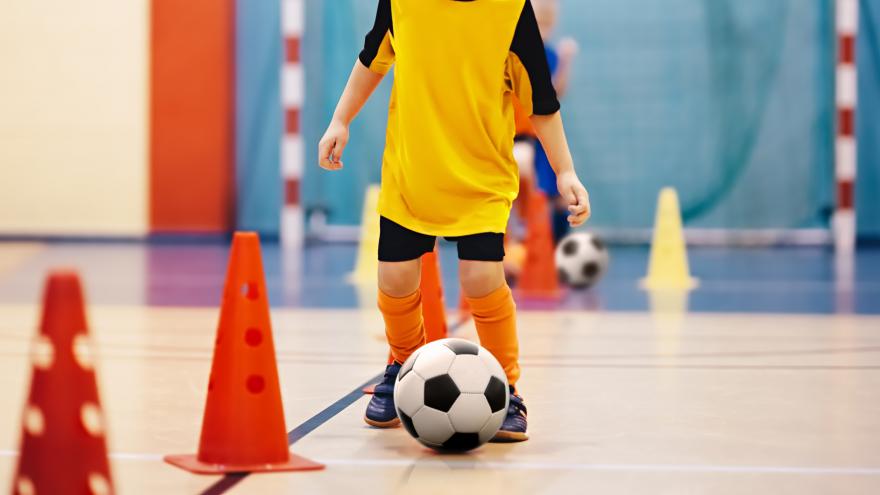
left=466, top=284, right=520, bottom=387
left=378, top=289, right=426, bottom=364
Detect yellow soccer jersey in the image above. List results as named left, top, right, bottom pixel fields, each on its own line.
left=360, top=0, right=559, bottom=237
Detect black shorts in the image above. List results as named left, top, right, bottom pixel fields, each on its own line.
left=378, top=217, right=505, bottom=262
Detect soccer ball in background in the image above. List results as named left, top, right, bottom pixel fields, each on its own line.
left=394, top=338, right=509, bottom=452
left=555, top=231, right=610, bottom=289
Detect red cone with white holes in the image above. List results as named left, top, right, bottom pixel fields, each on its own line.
left=12, top=271, right=114, bottom=495
left=164, top=232, right=323, bottom=474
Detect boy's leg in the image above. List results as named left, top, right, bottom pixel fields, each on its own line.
left=378, top=259, right=425, bottom=364
left=365, top=218, right=434, bottom=428
left=457, top=237, right=528, bottom=443
left=459, top=260, right=520, bottom=387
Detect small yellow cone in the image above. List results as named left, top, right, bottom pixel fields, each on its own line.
left=640, top=187, right=698, bottom=290
left=348, top=184, right=382, bottom=284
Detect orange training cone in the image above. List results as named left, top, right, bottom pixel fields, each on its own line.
left=165, top=232, right=323, bottom=474
left=516, top=190, right=563, bottom=299
left=12, top=271, right=114, bottom=495
left=516, top=176, right=534, bottom=223
left=420, top=247, right=448, bottom=343
left=458, top=293, right=471, bottom=323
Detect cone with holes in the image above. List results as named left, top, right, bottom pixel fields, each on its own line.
left=165, top=232, right=323, bottom=474
left=516, top=190, right=563, bottom=299
left=363, top=246, right=448, bottom=394
left=12, top=271, right=114, bottom=495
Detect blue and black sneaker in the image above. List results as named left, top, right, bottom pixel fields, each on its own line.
left=364, top=362, right=402, bottom=428
left=491, top=386, right=528, bottom=442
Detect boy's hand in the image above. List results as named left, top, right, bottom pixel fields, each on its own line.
left=557, top=170, right=591, bottom=227
left=318, top=120, right=349, bottom=170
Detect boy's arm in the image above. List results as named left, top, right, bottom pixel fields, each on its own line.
left=318, top=62, right=385, bottom=170
left=318, top=0, right=394, bottom=171
left=531, top=112, right=591, bottom=226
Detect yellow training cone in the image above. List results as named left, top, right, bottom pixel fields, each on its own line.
left=348, top=184, right=382, bottom=284
left=640, top=187, right=698, bottom=290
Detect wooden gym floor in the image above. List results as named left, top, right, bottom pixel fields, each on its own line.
left=0, top=241, right=879, bottom=494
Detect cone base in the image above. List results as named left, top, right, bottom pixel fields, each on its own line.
left=164, top=453, right=324, bottom=475
left=362, top=383, right=377, bottom=394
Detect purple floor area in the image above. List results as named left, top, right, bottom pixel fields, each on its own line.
left=0, top=240, right=878, bottom=314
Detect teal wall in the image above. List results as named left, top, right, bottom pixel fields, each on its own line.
left=235, top=0, right=283, bottom=234
left=302, top=0, right=391, bottom=227
left=300, top=0, right=835, bottom=230
left=289, top=0, right=880, bottom=237
left=858, top=0, right=880, bottom=238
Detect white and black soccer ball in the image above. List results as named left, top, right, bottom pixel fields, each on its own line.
left=555, top=231, right=609, bottom=289
left=394, top=338, right=509, bottom=452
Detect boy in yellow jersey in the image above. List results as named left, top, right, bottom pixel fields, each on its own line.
left=318, top=0, right=590, bottom=442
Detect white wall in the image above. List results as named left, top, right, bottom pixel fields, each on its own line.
left=0, top=0, right=148, bottom=236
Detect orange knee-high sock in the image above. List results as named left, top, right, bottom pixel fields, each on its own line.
left=466, top=284, right=520, bottom=387
left=378, top=289, right=426, bottom=364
